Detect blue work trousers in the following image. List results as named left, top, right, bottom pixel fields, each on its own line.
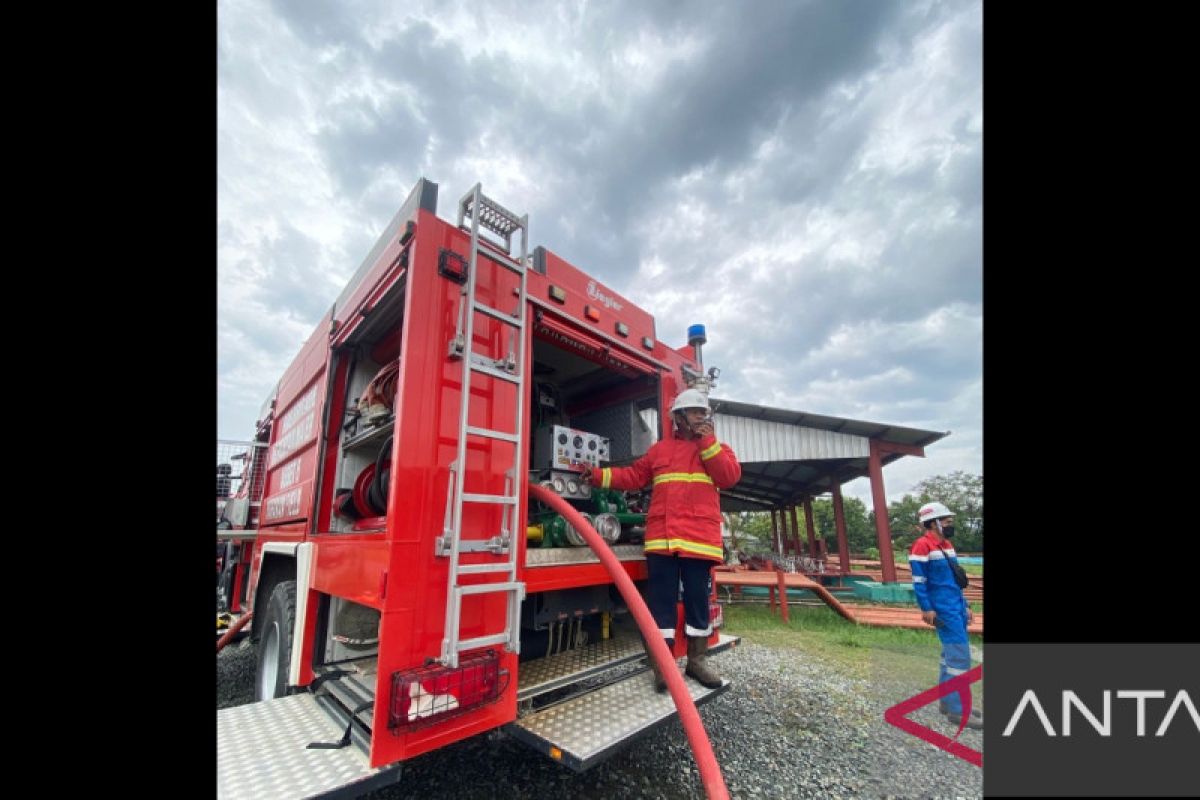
left=935, top=606, right=971, bottom=714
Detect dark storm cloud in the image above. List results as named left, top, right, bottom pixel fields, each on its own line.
left=942, top=145, right=982, bottom=215
left=555, top=2, right=906, bottom=282
left=295, top=2, right=911, bottom=292
left=315, top=92, right=427, bottom=199
left=252, top=222, right=341, bottom=323
left=268, top=0, right=363, bottom=48
left=306, top=19, right=535, bottom=200
left=860, top=214, right=981, bottom=315
left=603, top=2, right=899, bottom=183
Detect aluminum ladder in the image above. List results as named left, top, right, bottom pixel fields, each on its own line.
left=438, top=183, right=529, bottom=667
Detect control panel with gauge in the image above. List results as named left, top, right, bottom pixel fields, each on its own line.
left=530, top=425, right=610, bottom=501
left=543, top=425, right=610, bottom=472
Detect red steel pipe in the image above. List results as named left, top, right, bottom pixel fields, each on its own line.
left=529, top=484, right=729, bottom=800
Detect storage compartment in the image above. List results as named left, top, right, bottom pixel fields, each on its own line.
left=529, top=336, right=660, bottom=466
left=526, top=332, right=659, bottom=551
left=323, top=256, right=408, bottom=534
left=329, top=354, right=397, bottom=531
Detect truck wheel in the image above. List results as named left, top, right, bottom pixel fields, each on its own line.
left=255, top=580, right=297, bottom=701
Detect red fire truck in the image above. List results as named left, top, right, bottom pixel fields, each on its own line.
left=216, top=178, right=738, bottom=799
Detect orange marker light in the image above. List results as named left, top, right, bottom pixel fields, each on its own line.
left=584, top=305, right=600, bottom=322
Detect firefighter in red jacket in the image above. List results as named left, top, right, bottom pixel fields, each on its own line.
left=580, top=388, right=741, bottom=691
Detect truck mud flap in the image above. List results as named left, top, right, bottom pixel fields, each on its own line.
left=218, top=693, right=401, bottom=800
left=504, top=669, right=731, bottom=772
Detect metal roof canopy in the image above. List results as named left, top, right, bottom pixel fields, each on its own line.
left=703, top=397, right=949, bottom=513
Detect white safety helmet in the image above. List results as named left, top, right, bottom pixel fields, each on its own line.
left=918, top=501, right=954, bottom=524
left=670, top=388, right=710, bottom=413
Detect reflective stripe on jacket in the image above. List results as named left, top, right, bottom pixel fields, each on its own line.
left=908, top=530, right=969, bottom=615
left=594, top=428, right=741, bottom=562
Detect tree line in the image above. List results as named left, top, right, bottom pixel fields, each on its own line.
left=723, top=471, right=983, bottom=558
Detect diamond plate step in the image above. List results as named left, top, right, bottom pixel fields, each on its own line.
left=505, top=670, right=731, bottom=772
left=217, top=693, right=402, bottom=800
left=518, top=632, right=647, bottom=701
left=318, top=660, right=379, bottom=730
left=518, top=631, right=740, bottom=702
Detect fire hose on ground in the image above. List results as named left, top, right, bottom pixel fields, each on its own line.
left=216, top=610, right=253, bottom=654
left=528, top=484, right=730, bottom=800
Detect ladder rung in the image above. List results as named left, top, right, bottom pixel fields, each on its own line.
left=456, top=581, right=523, bottom=597
left=474, top=243, right=525, bottom=274
left=473, top=300, right=523, bottom=327
left=457, top=563, right=514, bottom=575
left=457, top=633, right=511, bottom=651
left=465, top=425, right=519, bottom=443
left=461, top=493, right=519, bottom=505
left=469, top=361, right=521, bottom=384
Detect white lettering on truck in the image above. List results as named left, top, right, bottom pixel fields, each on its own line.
left=264, top=487, right=303, bottom=522
left=268, top=383, right=319, bottom=468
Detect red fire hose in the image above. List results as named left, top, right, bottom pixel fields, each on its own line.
left=529, top=484, right=729, bottom=800
left=216, top=611, right=254, bottom=654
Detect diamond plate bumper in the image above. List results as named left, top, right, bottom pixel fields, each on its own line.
left=217, top=693, right=401, bottom=800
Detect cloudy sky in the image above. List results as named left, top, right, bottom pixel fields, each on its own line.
left=217, top=0, right=982, bottom=507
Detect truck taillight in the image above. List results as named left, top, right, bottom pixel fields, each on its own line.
left=388, top=650, right=506, bottom=731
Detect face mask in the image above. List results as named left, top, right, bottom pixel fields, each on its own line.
left=939, top=524, right=956, bottom=538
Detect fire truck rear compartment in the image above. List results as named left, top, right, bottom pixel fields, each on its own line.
left=305, top=336, right=681, bottom=763
left=312, top=285, right=663, bottom=677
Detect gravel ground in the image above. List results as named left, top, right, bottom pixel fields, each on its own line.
left=218, top=638, right=982, bottom=799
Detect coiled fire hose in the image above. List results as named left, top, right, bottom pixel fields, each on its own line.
left=359, top=360, right=400, bottom=417
left=528, top=484, right=729, bottom=800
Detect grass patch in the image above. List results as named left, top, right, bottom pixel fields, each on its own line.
left=721, top=603, right=982, bottom=686
left=961, top=563, right=983, bottom=576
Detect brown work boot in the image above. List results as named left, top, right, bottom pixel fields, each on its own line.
left=645, top=640, right=669, bottom=693
left=685, top=636, right=723, bottom=688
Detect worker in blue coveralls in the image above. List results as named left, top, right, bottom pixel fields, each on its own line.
left=909, top=501, right=982, bottom=729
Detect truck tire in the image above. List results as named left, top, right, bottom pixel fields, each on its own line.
left=254, top=580, right=297, bottom=701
